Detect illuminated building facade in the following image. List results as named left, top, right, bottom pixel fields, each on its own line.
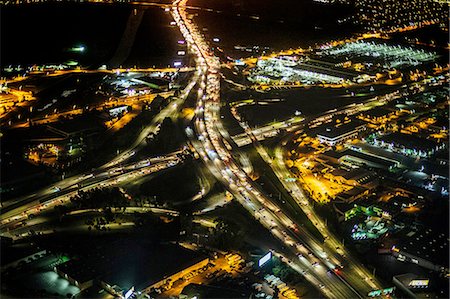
left=316, top=120, right=366, bottom=146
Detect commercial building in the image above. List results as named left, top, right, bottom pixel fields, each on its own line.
left=374, top=132, right=444, bottom=158
left=347, top=148, right=398, bottom=170
left=316, top=120, right=366, bottom=146
left=393, top=273, right=436, bottom=298
left=21, top=114, right=106, bottom=164
left=325, top=168, right=375, bottom=186
left=180, top=283, right=251, bottom=299
left=55, top=240, right=208, bottom=297
left=357, top=107, right=398, bottom=124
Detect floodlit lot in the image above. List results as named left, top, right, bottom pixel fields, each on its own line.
left=317, top=41, right=438, bottom=69
left=248, top=57, right=347, bottom=86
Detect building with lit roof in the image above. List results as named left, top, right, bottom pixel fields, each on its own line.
left=55, top=240, right=209, bottom=297
left=316, top=120, right=366, bottom=146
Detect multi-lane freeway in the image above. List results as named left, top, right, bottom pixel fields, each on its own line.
left=171, top=0, right=388, bottom=297
left=0, top=152, right=183, bottom=236
left=3, top=1, right=441, bottom=297
left=0, top=50, right=203, bottom=236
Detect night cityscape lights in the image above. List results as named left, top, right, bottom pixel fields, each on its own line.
left=0, top=0, right=448, bottom=298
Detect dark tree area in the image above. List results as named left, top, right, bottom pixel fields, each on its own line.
left=139, top=161, right=200, bottom=205
left=148, top=94, right=169, bottom=112
left=145, top=117, right=185, bottom=154
left=52, top=187, right=131, bottom=230
left=132, top=213, right=182, bottom=241
left=69, top=187, right=130, bottom=210
left=209, top=217, right=245, bottom=250
left=74, top=110, right=155, bottom=174
left=271, top=257, right=302, bottom=284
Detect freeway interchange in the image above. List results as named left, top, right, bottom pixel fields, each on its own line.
left=0, top=152, right=183, bottom=237
left=171, top=0, right=386, bottom=298
left=0, top=46, right=203, bottom=238
left=2, top=1, right=433, bottom=297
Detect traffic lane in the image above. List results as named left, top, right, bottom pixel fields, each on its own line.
left=191, top=131, right=361, bottom=299
left=0, top=159, right=181, bottom=230
left=0, top=154, right=181, bottom=218
left=1, top=151, right=182, bottom=212
left=271, top=147, right=380, bottom=292
left=173, top=2, right=369, bottom=298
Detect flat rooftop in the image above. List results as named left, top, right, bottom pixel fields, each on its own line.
left=361, top=107, right=394, bottom=118
left=48, top=114, right=105, bottom=136
left=316, top=119, right=365, bottom=139
left=331, top=167, right=371, bottom=181
left=341, top=149, right=398, bottom=169
left=181, top=283, right=251, bottom=298
left=379, top=132, right=438, bottom=152
left=57, top=239, right=207, bottom=291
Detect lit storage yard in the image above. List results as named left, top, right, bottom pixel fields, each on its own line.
left=318, top=41, right=438, bottom=68
left=1, top=0, right=448, bottom=298
left=248, top=58, right=348, bottom=86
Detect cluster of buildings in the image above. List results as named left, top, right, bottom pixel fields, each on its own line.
left=15, top=114, right=107, bottom=168
left=313, top=110, right=448, bottom=197
left=247, top=39, right=439, bottom=90
left=333, top=184, right=448, bottom=297
left=247, top=55, right=376, bottom=87
left=285, top=76, right=448, bottom=296
left=2, top=235, right=292, bottom=299
left=333, top=0, right=448, bottom=31
left=54, top=240, right=211, bottom=298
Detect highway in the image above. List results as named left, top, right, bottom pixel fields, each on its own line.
left=2, top=1, right=441, bottom=297
left=0, top=151, right=183, bottom=234
left=230, top=87, right=403, bottom=147
left=0, top=66, right=205, bottom=233
left=231, top=73, right=446, bottom=297
left=100, top=63, right=201, bottom=170
left=231, top=116, right=304, bottom=147
left=1, top=77, right=198, bottom=213
left=0, top=0, right=206, bottom=239
left=171, top=0, right=385, bottom=297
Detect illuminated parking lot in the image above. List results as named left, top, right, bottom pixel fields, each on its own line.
left=318, top=41, right=438, bottom=68
left=248, top=57, right=347, bottom=86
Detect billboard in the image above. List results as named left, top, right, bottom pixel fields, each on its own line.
left=258, top=252, right=272, bottom=267
left=368, top=287, right=395, bottom=297
left=409, top=280, right=429, bottom=287
left=124, top=287, right=134, bottom=299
